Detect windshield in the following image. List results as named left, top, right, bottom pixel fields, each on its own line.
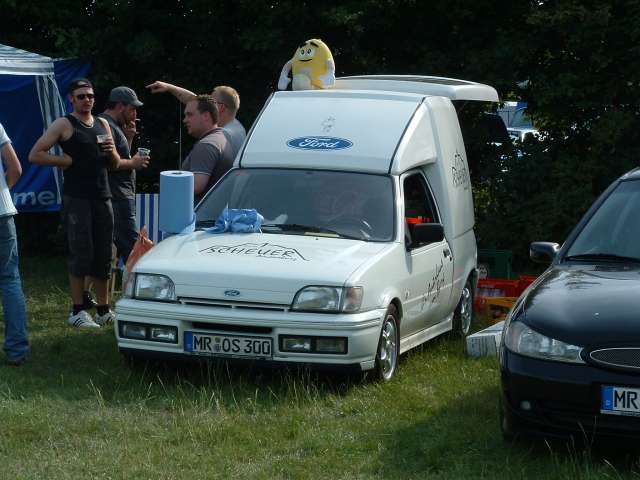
left=196, top=168, right=395, bottom=241
left=565, top=179, right=640, bottom=261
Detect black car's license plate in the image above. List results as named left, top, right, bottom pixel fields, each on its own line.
left=184, top=332, right=272, bottom=359
left=601, top=386, right=640, bottom=417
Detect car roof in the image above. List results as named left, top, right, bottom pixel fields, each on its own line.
left=334, top=75, right=499, bottom=102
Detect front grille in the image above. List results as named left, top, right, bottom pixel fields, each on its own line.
left=191, top=322, right=272, bottom=334
left=179, top=297, right=290, bottom=312
left=589, top=348, right=640, bottom=372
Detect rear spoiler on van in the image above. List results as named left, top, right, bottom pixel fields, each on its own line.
left=334, top=75, right=499, bottom=102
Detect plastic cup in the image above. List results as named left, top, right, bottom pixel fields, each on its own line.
left=137, top=147, right=150, bottom=158
left=96, top=134, right=111, bottom=144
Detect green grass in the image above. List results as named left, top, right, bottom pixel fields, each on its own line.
left=1, top=256, right=640, bottom=479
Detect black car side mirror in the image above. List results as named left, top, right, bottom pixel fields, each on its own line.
left=530, top=242, right=560, bottom=264
left=409, top=223, right=445, bottom=248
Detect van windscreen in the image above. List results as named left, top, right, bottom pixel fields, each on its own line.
left=196, top=168, right=395, bottom=242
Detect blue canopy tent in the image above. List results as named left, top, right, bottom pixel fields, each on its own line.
left=0, top=43, right=89, bottom=212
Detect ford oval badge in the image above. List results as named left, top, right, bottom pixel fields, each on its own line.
left=224, top=290, right=241, bottom=297
left=286, top=136, right=353, bottom=151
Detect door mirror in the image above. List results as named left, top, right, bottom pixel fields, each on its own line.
left=409, top=223, right=445, bottom=248
left=530, top=242, right=560, bottom=264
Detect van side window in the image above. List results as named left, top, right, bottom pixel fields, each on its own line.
left=403, top=174, right=439, bottom=226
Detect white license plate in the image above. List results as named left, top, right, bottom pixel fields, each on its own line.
left=184, top=332, right=272, bottom=359
left=601, top=386, right=640, bottom=416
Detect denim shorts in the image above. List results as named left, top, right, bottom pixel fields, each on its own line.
left=62, top=196, right=113, bottom=279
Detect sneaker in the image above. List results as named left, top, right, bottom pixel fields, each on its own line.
left=94, top=310, right=116, bottom=326
left=82, top=291, right=98, bottom=310
left=68, top=310, right=101, bottom=328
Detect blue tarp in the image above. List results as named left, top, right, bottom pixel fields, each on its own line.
left=0, top=44, right=89, bottom=212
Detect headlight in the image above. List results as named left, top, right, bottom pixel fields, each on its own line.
left=504, top=321, right=584, bottom=364
left=123, top=271, right=135, bottom=298
left=292, top=286, right=363, bottom=313
left=133, top=274, right=176, bottom=302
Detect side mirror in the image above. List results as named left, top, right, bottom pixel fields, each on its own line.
left=410, top=223, right=445, bottom=248
left=530, top=242, right=560, bottom=264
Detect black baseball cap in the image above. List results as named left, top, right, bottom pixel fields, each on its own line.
left=68, top=78, right=93, bottom=94
left=108, top=86, right=143, bottom=107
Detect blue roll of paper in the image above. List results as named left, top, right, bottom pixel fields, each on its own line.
left=159, top=170, right=195, bottom=234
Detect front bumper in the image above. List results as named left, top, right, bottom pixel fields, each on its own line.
left=500, top=348, right=640, bottom=439
left=115, top=298, right=385, bottom=372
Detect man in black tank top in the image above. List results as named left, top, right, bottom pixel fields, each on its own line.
left=29, top=78, right=123, bottom=329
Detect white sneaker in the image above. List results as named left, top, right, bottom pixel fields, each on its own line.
left=68, top=310, right=101, bottom=328
left=94, top=310, right=116, bottom=326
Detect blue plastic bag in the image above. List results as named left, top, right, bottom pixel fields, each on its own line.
left=205, top=208, right=264, bottom=234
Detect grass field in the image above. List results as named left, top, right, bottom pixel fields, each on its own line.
left=1, top=256, right=640, bottom=479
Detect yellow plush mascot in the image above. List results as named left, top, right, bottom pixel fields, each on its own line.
left=278, top=39, right=335, bottom=90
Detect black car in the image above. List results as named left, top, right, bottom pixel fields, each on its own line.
left=500, top=167, right=640, bottom=440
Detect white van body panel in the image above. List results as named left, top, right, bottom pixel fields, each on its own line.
left=335, top=75, right=499, bottom=102
left=241, top=90, right=422, bottom=174
left=391, top=103, right=438, bottom=174
left=134, top=231, right=390, bottom=309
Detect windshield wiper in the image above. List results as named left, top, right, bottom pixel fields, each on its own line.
left=261, top=223, right=362, bottom=240
left=195, top=219, right=217, bottom=229
left=564, top=253, right=640, bottom=263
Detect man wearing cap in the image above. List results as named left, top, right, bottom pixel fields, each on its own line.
left=99, top=86, right=150, bottom=263
left=0, top=122, right=29, bottom=365
left=29, top=78, right=121, bottom=329
left=146, top=81, right=246, bottom=156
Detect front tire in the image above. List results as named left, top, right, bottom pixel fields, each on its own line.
left=453, top=279, right=474, bottom=337
left=375, top=305, right=399, bottom=381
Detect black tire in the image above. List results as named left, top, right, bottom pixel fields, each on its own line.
left=453, top=279, right=474, bottom=337
left=374, top=305, right=400, bottom=381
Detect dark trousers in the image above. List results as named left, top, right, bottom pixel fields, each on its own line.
left=112, top=198, right=138, bottom=262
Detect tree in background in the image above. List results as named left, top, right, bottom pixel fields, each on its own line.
left=473, top=0, right=640, bottom=270
left=1, top=0, right=638, bottom=269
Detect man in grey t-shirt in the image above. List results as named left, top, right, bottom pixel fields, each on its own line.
left=181, top=95, right=234, bottom=203
left=146, top=81, right=246, bottom=157
left=100, top=86, right=149, bottom=262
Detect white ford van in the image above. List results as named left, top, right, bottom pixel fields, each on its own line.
left=116, top=75, right=499, bottom=380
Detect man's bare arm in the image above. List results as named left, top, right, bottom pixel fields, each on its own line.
left=146, top=80, right=197, bottom=105
left=193, top=173, right=210, bottom=196
left=28, top=118, right=73, bottom=168
left=1, top=142, right=22, bottom=188
left=114, top=152, right=149, bottom=171
left=98, top=118, right=121, bottom=170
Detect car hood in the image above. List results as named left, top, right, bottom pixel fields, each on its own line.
left=521, top=263, right=640, bottom=347
left=133, top=231, right=390, bottom=303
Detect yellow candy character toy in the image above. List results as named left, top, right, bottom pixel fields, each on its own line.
left=278, top=39, right=335, bottom=91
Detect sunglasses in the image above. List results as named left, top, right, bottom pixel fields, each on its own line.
left=75, top=93, right=95, bottom=100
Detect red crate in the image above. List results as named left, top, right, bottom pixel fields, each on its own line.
left=477, top=278, right=519, bottom=297
left=474, top=275, right=538, bottom=312
left=516, top=275, right=537, bottom=295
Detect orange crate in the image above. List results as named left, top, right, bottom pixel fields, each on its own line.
left=482, top=296, right=517, bottom=322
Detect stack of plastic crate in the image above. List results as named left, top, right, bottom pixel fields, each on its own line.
left=474, top=275, right=537, bottom=322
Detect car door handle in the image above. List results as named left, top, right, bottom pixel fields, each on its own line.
left=443, top=248, right=451, bottom=258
